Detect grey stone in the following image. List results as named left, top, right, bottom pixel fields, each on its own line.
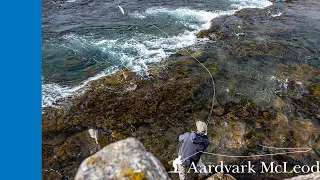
left=75, top=138, right=170, bottom=180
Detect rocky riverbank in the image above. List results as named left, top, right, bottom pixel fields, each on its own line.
left=42, top=0, right=320, bottom=179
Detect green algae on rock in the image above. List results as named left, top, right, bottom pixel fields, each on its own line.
left=196, top=29, right=210, bottom=38
left=43, top=130, right=103, bottom=179
left=42, top=58, right=219, bottom=179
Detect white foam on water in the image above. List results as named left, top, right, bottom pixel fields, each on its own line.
left=42, top=30, right=198, bottom=107
left=92, top=39, right=118, bottom=46
left=230, top=0, right=273, bottom=9
left=42, top=66, right=118, bottom=107
left=145, top=7, right=216, bottom=23
left=43, top=1, right=274, bottom=107
left=130, top=7, right=217, bottom=30
left=130, top=11, right=146, bottom=19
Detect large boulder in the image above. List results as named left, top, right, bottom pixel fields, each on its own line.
left=75, top=138, right=170, bottom=180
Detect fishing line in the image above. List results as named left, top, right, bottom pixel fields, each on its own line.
left=150, top=24, right=216, bottom=125
left=116, top=6, right=317, bottom=177
left=180, top=145, right=313, bottom=164
left=116, top=6, right=314, bottom=162
left=117, top=5, right=216, bottom=125
left=44, top=168, right=62, bottom=177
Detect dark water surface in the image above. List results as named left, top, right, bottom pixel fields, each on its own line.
left=42, top=0, right=273, bottom=106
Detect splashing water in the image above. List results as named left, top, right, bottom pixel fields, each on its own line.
left=42, top=0, right=274, bottom=107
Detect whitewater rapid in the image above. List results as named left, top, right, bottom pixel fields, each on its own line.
left=42, top=0, right=273, bottom=107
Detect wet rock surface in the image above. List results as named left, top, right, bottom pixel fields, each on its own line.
left=42, top=60, right=218, bottom=179
left=43, top=0, right=320, bottom=179
left=42, top=130, right=106, bottom=179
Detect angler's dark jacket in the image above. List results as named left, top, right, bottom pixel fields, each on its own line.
left=178, top=131, right=210, bottom=166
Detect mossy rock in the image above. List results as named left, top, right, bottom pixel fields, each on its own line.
left=310, top=83, right=320, bottom=100
left=276, top=63, right=320, bottom=84
left=196, top=29, right=209, bottom=38
left=212, top=32, right=226, bottom=40
left=177, top=48, right=194, bottom=56
left=203, top=61, right=218, bottom=75
left=232, top=41, right=282, bottom=57
left=173, top=58, right=196, bottom=66
left=43, top=57, right=218, bottom=178
left=176, top=68, right=189, bottom=78
left=42, top=130, right=102, bottom=179
left=191, top=50, right=209, bottom=60
left=123, top=170, right=147, bottom=180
